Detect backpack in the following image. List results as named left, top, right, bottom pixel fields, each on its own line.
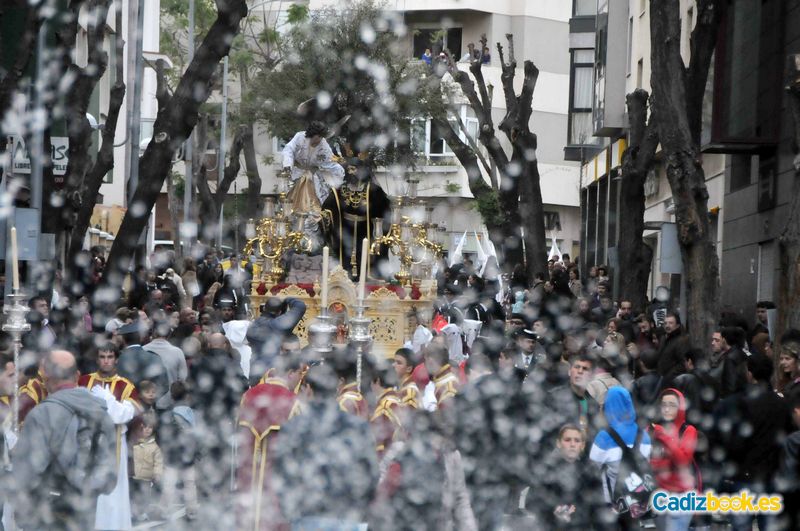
left=47, top=396, right=117, bottom=497
left=605, top=427, right=656, bottom=519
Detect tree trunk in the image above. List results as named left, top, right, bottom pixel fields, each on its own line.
left=430, top=114, right=507, bottom=254
left=241, top=123, right=262, bottom=220
left=67, top=1, right=127, bottom=265
left=60, top=1, right=112, bottom=239
left=438, top=36, right=549, bottom=276
left=506, top=58, right=547, bottom=279
left=617, top=89, right=659, bottom=312
left=66, top=80, right=126, bottom=264
left=100, top=0, right=248, bottom=296
left=778, top=59, right=800, bottom=332
left=649, top=0, right=720, bottom=350
left=515, top=141, right=548, bottom=278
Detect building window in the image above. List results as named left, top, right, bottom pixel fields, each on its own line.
left=544, top=211, right=562, bottom=232
left=757, top=150, right=777, bottom=212
left=626, top=16, right=633, bottom=76
left=429, top=119, right=455, bottom=156
left=568, top=49, right=597, bottom=145
left=729, top=153, right=752, bottom=192
left=410, top=106, right=476, bottom=160
left=712, top=0, right=782, bottom=144
left=412, top=27, right=462, bottom=59
left=573, top=0, right=596, bottom=16
left=636, top=58, right=643, bottom=89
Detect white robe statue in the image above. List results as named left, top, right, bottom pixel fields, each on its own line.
left=282, top=132, right=345, bottom=205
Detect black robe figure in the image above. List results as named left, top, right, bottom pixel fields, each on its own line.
left=321, top=157, right=390, bottom=281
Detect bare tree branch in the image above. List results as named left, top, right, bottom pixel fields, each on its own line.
left=450, top=106, right=496, bottom=188
left=496, top=43, right=516, bottom=125
left=213, top=126, right=245, bottom=207
left=686, top=0, right=726, bottom=144
left=517, top=61, right=539, bottom=128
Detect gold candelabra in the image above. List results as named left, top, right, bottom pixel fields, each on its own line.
left=244, top=170, right=312, bottom=284
left=370, top=195, right=444, bottom=286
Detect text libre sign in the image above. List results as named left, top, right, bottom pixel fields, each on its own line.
left=8, top=135, right=69, bottom=176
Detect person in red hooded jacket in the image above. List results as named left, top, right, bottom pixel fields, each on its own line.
left=649, top=388, right=699, bottom=531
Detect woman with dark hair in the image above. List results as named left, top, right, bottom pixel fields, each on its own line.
left=568, top=267, right=583, bottom=297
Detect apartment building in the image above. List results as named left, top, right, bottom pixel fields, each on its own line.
left=567, top=0, right=800, bottom=320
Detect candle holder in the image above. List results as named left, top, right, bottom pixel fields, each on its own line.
left=348, top=304, right=372, bottom=346
left=3, top=292, right=30, bottom=433
left=307, top=312, right=337, bottom=356
left=348, top=303, right=372, bottom=392
left=244, top=195, right=313, bottom=285
left=370, top=211, right=442, bottom=286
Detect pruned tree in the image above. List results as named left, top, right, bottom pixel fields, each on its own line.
left=99, top=0, right=248, bottom=297
left=161, top=0, right=297, bottom=243
left=617, top=89, right=659, bottom=312
left=648, top=0, right=726, bottom=349
left=65, top=0, right=127, bottom=266
left=779, top=55, right=800, bottom=332
left=193, top=116, right=246, bottom=224
left=430, top=34, right=548, bottom=278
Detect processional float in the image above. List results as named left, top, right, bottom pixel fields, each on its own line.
left=244, top=172, right=445, bottom=359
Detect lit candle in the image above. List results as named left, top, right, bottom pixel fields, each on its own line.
left=321, top=246, right=329, bottom=312
left=358, top=237, right=368, bottom=302
left=10, top=226, right=19, bottom=292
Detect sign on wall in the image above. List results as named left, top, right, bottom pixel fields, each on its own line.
left=7, top=135, right=69, bottom=175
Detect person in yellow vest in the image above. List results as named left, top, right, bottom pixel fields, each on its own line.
left=424, top=343, right=460, bottom=410
left=18, top=369, right=47, bottom=424
left=333, top=345, right=369, bottom=420
left=78, top=342, right=140, bottom=530
left=393, top=348, right=422, bottom=410
left=370, top=367, right=403, bottom=459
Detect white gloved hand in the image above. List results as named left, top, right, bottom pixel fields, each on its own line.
left=91, top=385, right=114, bottom=402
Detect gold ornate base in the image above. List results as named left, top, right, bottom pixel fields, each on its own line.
left=251, top=266, right=436, bottom=358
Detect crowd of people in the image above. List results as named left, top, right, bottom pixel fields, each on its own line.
left=0, top=247, right=799, bottom=531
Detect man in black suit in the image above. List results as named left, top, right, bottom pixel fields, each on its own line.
left=116, top=321, right=168, bottom=397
